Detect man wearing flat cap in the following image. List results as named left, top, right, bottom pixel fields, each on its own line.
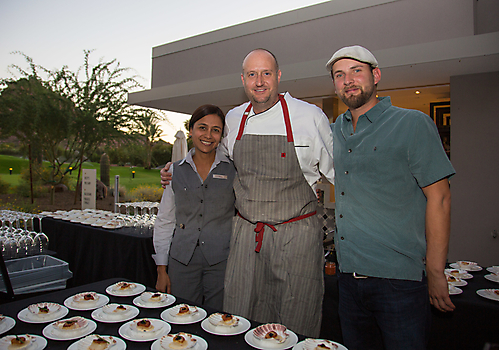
left=327, top=45, right=455, bottom=349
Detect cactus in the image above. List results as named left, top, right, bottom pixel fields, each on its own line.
left=100, top=153, right=110, bottom=187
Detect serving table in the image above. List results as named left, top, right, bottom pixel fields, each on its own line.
left=0, top=277, right=313, bottom=349
left=42, top=218, right=157, bottom=288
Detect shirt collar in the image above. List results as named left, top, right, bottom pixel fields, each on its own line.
left=343, top=96, right=392, bottom=124
left=178, top=147, right=230, bottom=168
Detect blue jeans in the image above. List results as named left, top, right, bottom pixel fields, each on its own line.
left=338, top=272, right=430, bottom=350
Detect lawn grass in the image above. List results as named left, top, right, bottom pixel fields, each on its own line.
left=0, top=155, right=162, bottom=192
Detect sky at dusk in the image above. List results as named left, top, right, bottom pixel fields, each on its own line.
left=0, top=0, right=326, bottom=142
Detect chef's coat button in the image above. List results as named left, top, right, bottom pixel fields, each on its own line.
left=339, top=214, right=343, bottom=218
left=341, top=192, right=345, bottom=196
left=200, top=241, right=204, bottom=245
left=350, top=133, right=353, bottom=136
left=348, top=149, right=352, bottom=153
left=345, top=171, right=349, bottom=175
left=341, top=236, right=345, bottom=240
left=199, top=214, right=203, bottom=217
left=204, top=184, right=208, bottom=188
left=200, top=199, right=203, bottom=203
left=180, top=224, right=185, bottom=229
left=198, top=228, right=201, bottom=231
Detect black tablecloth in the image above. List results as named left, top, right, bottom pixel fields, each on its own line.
left=34, top=218, right=499, bottom=348
left=321, top=268, right=499, bottom=350
left=42, top=218, right=157, bottom=289
left=0, top=278, right=313, bottom=349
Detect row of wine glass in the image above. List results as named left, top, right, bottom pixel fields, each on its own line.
left=0, top=210, right=49, bottom=260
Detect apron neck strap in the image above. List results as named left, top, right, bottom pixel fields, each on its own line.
left=236, top=94, right=293, bottom=142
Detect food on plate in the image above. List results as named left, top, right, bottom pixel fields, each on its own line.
left=140, top=292, right=167, bottom=303
left=208, top=313, right=239, bottom=327
left=88, top=335, right=116, bottom=350
left=132, top=319, right=156, bottom=332
left=494, top=290, right=499, bottom=296
left=102, top=304, right=128, bottom=315
left=53, top=316, right=88, bottom=331
left=302, top=338, right=339, bottom=350
left=169, top=304, right=198, bottom=318
left=73, top=292, right=99, bottom=305
left=116, top=305, right=127, bottom=312
left=28, top=302, right=61, bottom=317
left=160, top=333, right=197, bottom=349
left=4, top=335, right=33, bottom=349
left=253, top=323, right=288, bottom=344
left=446, top=275, right=457, bottom=282
left=79, top=335, right=117, bottom=350
left=457, top=261, right=479, bottom=270
left=112, top=281, right=136, bottom=292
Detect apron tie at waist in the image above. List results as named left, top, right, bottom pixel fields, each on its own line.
left=237, top=211, right=317, bottom=253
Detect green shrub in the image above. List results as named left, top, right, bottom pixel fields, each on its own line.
left=0, top=176, right=10, bottom=194
left=125, top=185, right=162, bottom=202
left=151, top=141, right=172, bottom=167
left=14, top=181, right=47, bottom=198
left=0, top=142, right=23, bottom=156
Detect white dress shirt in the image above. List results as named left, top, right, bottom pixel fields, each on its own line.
left=221, top=92, right=335, bottom=188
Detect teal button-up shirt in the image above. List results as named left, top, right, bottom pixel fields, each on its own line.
left=331, top=97, right=455, bottom=281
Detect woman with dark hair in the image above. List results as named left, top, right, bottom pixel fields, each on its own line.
left=153, top=105, right=236, bottom=310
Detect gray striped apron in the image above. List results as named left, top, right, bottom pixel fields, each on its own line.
left=223, top=95, right=324, bottom=337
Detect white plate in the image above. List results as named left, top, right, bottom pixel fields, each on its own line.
left=486, top=266, right=499, bottom=274
left=64, top=293, right=109, bottom=310
left=0, top=317, right=16, bottom=334
left=476, top=289, right=499, bottom=302
left=484, top=274, right=499, bottom=283
left=0, top=334, right=47, bottom=350
left=118, top=319, right=170, bottom=342
left=160, top=307, right=207, bottom=325
left=133, top=295, right=176, bottom=309
left=448, top=285, right=463, bottom=295
left=444, top=268, right=473, bottom=279
left=106, top=282, right=146, bottom=297
left=445, top=275, right=468, bottom=287
left=17, top=305, right=69, bottom=324
left=91, top=304, right=140, bottom=323
left=42, top=319, right=97, bottom=341
left=292, top=339, right=348, bottom=350
left=102, top=224, right=123, bottom=229
left=67, top=335, right=127, bottom=350
left=245, top=328, right=298, bottom=350
left=201, top=315, right=251, bottom=336
left=151, top=334, right=208, bottom=350
left=449, top=262, right=482, bottom=272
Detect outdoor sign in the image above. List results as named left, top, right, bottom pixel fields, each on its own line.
left=82, top=169, right=96, bottom=209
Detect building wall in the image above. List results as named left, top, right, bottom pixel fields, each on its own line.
left=151, top=0, right=473, bottom=88
left=449, top=71, right=499, bottom=266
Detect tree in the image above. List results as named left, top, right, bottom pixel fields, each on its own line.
left=133, top=108, right=167, bottom=169
left=0, top=51, right=146, bottom=203
left=0, top=76, right=78, bottom=202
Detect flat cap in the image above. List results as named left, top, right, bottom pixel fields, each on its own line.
left=326, top=45, right=378, bottom=72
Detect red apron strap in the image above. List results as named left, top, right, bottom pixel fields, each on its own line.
left=278, top=94, right=293, bottom=143
left=238, top=211, right=317, bottom=253
left=235, top=94, right=293, bottom=142
left=236, top=103, right=253, bottom=141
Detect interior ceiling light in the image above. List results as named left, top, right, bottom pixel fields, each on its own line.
left=415, top=90, right=421, bottom=94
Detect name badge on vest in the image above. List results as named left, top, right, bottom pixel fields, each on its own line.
left=213, top=174, right=227, bottom=180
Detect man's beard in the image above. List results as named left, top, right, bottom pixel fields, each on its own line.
left=339, top=84, right=375, bottom=110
